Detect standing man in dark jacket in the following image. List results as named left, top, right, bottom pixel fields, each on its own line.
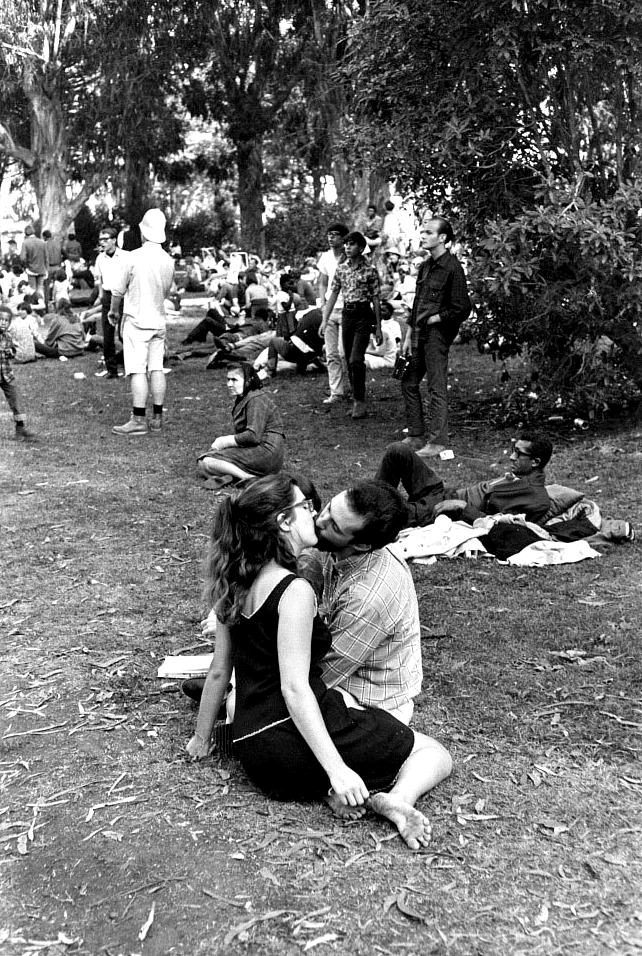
left=401, top=216, right=471, bottom=457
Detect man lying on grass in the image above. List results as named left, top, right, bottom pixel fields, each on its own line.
left=376, top=434, right=553, bottom=526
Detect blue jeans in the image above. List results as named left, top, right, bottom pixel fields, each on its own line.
left=342, top=303, right=374, bottom=402
left=401, top=326, right=450, bottom=444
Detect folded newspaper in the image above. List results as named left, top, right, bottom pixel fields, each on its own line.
left=157, top=654, right=213, bottom=679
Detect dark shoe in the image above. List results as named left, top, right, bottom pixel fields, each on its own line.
left=351, top=400, right=368, bottom=419
left=149, top=416, right=163, bottom=433
left=182, top=681, right=230, bottom=723
left=15, top=426, right=37, bottom=442
left=202, top=475, right=235, bottom=491
left=182, top=677, right=205, bottom=702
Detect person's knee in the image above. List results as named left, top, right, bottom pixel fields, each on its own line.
left=412, top=732, right=453, bottom=779
left=381, top=441, right=413, bottom=470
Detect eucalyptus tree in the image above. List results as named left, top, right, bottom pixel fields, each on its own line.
left=0, top=0, right=190, bottom=231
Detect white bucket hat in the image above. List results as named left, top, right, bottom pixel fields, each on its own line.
left=139, top=209, right=166, bottom=244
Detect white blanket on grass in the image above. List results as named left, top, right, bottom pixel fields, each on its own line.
left=392, top=513, right=601, bottom=566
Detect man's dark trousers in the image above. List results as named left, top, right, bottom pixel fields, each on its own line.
left=101, top=291, right=119, bottom=376
left=402, top=325, right=450, bottom=445
left=342, top=302, right=374, bottom=402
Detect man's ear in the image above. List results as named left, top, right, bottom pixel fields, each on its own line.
left=530, top=456, right=541, bottom=470
left=351, top=542, right=370, bottom=554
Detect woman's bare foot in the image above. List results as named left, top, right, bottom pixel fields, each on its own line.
left=366, top=793, right=431, bottom=850
left=325, top=791, right=367, bottom=820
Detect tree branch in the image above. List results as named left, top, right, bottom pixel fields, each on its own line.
left=0, top=39, right=46, bottom=62
left=0, top=121, right=35, bottom=167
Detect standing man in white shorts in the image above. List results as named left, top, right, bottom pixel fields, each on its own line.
left=109, top=209, right=175, bottom=436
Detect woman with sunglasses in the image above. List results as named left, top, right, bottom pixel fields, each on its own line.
left=186, top=473, right=451, bottom=849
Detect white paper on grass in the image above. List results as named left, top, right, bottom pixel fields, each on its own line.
left=157, top=654, right=213, bottom=679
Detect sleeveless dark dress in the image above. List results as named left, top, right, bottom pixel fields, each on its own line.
left=231, top=574, right=414, bottom=800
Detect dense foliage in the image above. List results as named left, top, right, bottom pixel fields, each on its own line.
left=345, top=0, right=642, bottom=411
left=264, top=197, right=344, bottom=263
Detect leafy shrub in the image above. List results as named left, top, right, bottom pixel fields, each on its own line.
left=467, top=179, right=642, bottom=418
left=264, top=198, right=346, bottom=266
left=173, top=201, right=236, bottom=255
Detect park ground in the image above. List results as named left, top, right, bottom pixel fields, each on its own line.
left=1, top=308, right=641, bottom=956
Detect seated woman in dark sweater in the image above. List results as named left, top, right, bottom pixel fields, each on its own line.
left=197, top=363, right=285, bottom=483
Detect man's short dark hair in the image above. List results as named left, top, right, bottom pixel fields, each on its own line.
left=42, top=229, right=51, bottom=240
left=346, top=480, right=408, bottom=549
left=344, top=231, right=367, bottom=251
left=519, top=433, right=553, bottom=468
left=100, top=227, right=117, bottom=240
left=431, top=217, right=454, bottom=245
left=327, top=222, right=349, bottom=237
left=384, top=200, right=395, bottom=211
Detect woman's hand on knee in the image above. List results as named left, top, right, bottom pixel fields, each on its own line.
left=328, top=766, right=370, bottom=806
left=211, top=435, right=233, bottom=451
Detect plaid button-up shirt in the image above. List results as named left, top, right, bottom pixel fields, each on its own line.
left=314, top=546, right=423, bottom=711
left=0, top=328, right=16, bottom=384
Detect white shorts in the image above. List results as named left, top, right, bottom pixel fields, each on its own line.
left=122, top=321, right=166, bottom=375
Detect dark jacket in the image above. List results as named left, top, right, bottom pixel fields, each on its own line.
left=409, top=250, right=471, bottom=344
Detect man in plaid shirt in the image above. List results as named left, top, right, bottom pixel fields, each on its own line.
left=300, top=479, right=422, bottom=726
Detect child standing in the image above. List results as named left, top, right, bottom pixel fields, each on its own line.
left=0, top=305, right=36, bottom=440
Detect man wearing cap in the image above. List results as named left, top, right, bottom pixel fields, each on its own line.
left=108, top=209, right=175, bottom=435
left=20, top=226, right=48, bottom=299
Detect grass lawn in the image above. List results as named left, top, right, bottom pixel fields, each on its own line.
left=1, top=309, right=641, bottom=956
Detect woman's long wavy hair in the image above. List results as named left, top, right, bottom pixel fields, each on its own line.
left=203, top=473, right=300, bottom=625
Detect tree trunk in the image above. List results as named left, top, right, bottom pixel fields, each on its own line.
left=20, top=72, right=92, bottom=234
left=235, top=134, right=265, bottom=257
left=123, top=155, right=152, bottom=225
